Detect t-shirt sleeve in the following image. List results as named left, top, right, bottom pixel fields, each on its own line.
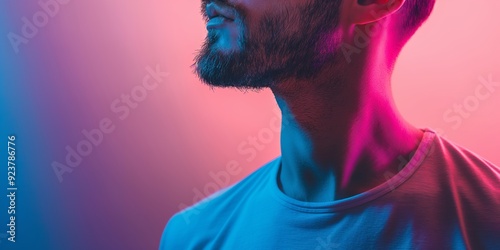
left=159, top=213, right=185, bottom=250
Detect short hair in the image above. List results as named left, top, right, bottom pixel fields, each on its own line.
left=396, top=0, right=436, bottom=38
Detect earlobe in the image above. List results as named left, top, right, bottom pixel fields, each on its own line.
left=349, top=0, right=405, bottom=25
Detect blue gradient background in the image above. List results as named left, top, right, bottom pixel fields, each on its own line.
left=0, top=0, right=499, bottom=249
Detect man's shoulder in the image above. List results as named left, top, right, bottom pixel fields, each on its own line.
left=428, top=131, right=500, bottom=197
left=423, top=131, right=500, bottom=236
left=159, top=157, right=280, bottom=249
left=433, top=132, right=500, bottom=176
left=176, top=156, right=279, bottom=222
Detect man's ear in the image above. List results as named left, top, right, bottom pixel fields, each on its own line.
left=347, top=0, right=405, bottom=25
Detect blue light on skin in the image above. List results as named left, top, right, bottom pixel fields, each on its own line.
left=206, top=17, right=241, bottom=53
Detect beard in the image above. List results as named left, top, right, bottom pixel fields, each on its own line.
left=194, top=0, right=343, bottom=90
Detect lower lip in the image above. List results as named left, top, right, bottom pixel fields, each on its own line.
left=207, top=16, right=231, bottom=29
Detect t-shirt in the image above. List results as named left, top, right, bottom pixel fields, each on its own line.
left=160, top=128, right=500, bottom=249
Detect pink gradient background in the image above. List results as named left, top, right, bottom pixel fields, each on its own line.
left=0, top=0, right=499, bottom=249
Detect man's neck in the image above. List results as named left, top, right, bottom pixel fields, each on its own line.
left=270, top=66, right=423, bottom=202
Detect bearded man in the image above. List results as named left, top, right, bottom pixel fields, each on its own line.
left=160, top=0, right=500, bottom=249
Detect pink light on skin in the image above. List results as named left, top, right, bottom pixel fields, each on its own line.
left=273, top=0, right=428, bottom=202
left=339, top=99, right=420, bottom=189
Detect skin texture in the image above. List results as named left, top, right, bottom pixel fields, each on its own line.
left=194, top=0, right=424, bottom=202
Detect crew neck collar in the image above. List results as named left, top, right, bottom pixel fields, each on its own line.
left=268, top=128, right=437, bottom=213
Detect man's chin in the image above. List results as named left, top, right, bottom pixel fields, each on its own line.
left=195, top=71, right=272, bottom=90
left=193, top=50, right=275, bottom=89
left=197, top=76, right=268, bottom=90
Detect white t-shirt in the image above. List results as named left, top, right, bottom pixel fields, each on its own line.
left=160, top=128, right=500, bottom=249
